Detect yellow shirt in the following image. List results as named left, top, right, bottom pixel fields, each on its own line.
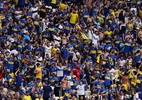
left=14, top=0, right=18, bottom=4
left=131, top=75, right=137, bottom=86
left=97, top=15, right=104, bottom=24
left=0, top=15, right=5, bottom=29
left=51, top=0, right=57, bottom=4
left=51, top=47, right=60, bottom=55
left=23, top=95, right=32, bottom=100
left=139, top=10, right=142, bottom=17
left=104, top=31, right=113, bottom=37
left=138, top=70, right=142, bottom=75
left=69, top=13, right=78, bottom=24
left=111, top=11, right=115, bottom=16
left=35, top=67, right=42, bottom=79
left=59, top=2, right=68, bottom=11
left=127, top=23, right=133, bottom=30
left=35, top=98, right=44, bottom=100
left=38, top=82, right=42, bottom=88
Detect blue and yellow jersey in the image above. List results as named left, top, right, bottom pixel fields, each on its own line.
left=34, top=19, right=39, bottom=27
left=92, top=90, right=99, bottom=97
left=105, top=44, right=112, bottom=52
left=61, top=11, right=69, bottom=18
left=35, top=47, right=43, bottom=54
left=133, top=46, right=140, bottom=54
left=104, top=74, right=112, bottom=86
left=12, top=25, right=19, bottom=32
left=97, top=44, right=105, bottom=54
left=17, top=44, right=23, bottom=51
left=6, top=13, right=12, bottom=19
left=107, top=56, right=114, bottom=66
left=64, top=89, right=72, bottom=99
left=0, top=15, right=5, bottom=29
left=40, top=7, right=46, bottom=13
left=90, top=47, right=96, bottom=54
left=20, top=19, right=26, bottom=29
left=81, top=12, right=89, bottom=23
left=63, top=23, right=71, bottom=34
left=137, top=76, right=142, bottom=84
left=7, top=58, right=14, bottom=70
left=135, top=52, right=141, bottom=63
left=96, top=71, right=101, bottom=78
left=104, top=37, right=112, bottom=44
left=49, top=77, right=56, bottom=85
left=67, top=44, right=74, bottom=52
left=124, top=41, right=132, bottom=52
left=7, top=72, right=14, bottom=82
left=26, top=13, right=32, bottom=18
left=28, top=63, right=35, bottom=73
left=48, top=24, right=55, bottom=33
left=115, top=37, right=121, bottom=46
left=96, top=82, right=104, bottom=90
left=31, top=30, right=37, bottom=35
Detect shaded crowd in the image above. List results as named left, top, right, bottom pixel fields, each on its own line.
left=0, top=0, right=142, bottom=100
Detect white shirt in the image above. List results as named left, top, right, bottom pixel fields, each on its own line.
left=130, top=7, right=137, bottom=15
left=87, top=30, right=93, bottom=39
left=53, top=35, right=61, bottom=46
left=126, top=58, right=133, bottom=64
left=44, top=45, right=52, bottom=58
left=10, top=49, right=18, bottom=55
left=77, top=84, right=85, bottom=95
left=133, top=93, right=140, bottom=100
left=119, top=59, right=126, bottom=67
left=109, top=68, right=116, bottom=80
left=36, top=56, right=43, bottom=62
left=15, top=11, right=22, bottom=19
left=57, top=66, right=64, bottom=77
left=92, top=33, right=99, bottom=47
left=88, top=30, right=99, bottom=47
left=124, top=17, right=129, bottom=24
left=31, top=7, right=38, bottom=18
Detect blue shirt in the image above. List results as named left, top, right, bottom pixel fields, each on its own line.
left=16, top=75, right=22, bottom=86
left=124, top=41, right=131, bottom=52
left=24, top=35, right=30, bottom=42
left=18, top=0, right=25, bottom=6
left=50, top=67, right=57, bottom=73
left=135, top=53, right=141, bottom=63
left=105, top=44, right=112, bottom=52
left=61, top=48, right=68, bottom=59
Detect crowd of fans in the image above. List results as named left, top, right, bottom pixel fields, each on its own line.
left=0, top=0, right=142, bottom=100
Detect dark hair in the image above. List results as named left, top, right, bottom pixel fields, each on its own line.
left=36, top=63, right=40, bottom=67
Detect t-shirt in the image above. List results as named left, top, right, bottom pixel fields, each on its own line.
left=22, top=95, right=32, bottom=100
left=35, top=98, right=44, bottom=100
left=72, top=69, right=80, bottom=80
left=69, top=13, right=78, bottom=24
left=59, top=2, right=68, bottom=11
left=35, top=67, right=42, bottom=79
left=77, top=84, right=85, bottom=95
left=51, top=0, right=57, bottom=4
left=43, top=86, right=52, bottom=98
left=104, top=31, right=113, bottom=37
